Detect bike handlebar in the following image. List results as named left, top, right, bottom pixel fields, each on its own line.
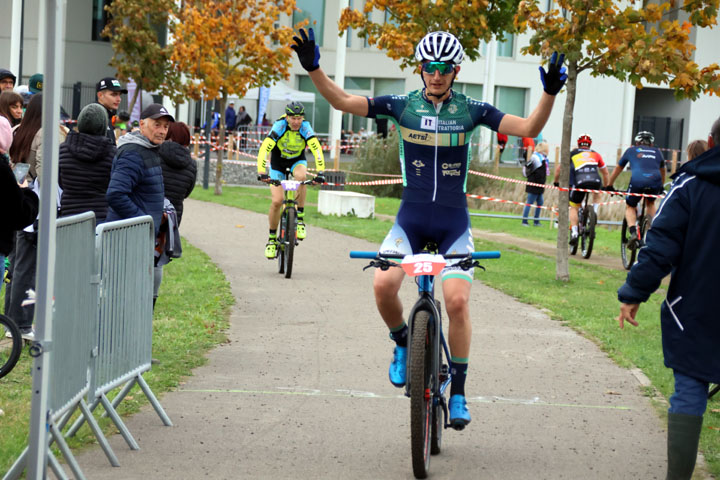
left=349, top=251, right=501, bottom=260
left=265, top=179, right=317, bottom=187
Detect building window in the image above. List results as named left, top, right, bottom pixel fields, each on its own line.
left=344, top=77, right=372, bottom=90
left=92, top=0, right=112, bottom=42
left=495, top=86, right=527, bottom=161
left=497, top=34, right=514, bottom=58
left=294, top=0, right=325, bottom=46
left=374, top=78, right=405, bottom=97
left=299, top=75, right=331, bottom=134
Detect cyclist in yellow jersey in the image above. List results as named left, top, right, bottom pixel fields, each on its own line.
left=257, top=102, right=325, bottom=258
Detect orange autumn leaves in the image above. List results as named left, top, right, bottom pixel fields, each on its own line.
left=514, top=0, right=720, bottom=99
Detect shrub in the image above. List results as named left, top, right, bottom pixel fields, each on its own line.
left=346, top=131, right=403, bottom=198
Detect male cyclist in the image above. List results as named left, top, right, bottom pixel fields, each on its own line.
left=606, top=131, right=665, bottom=247
left=256, top=102, right=325, bottom=259
left=291, top=28, right=567, bottom=429
left=554, top=134, right=609, bottom=246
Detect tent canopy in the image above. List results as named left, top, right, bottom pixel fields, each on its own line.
left=227, top=82, right=315, bottom=125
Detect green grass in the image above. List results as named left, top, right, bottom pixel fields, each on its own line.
left=0, top=242, right=233, bottom=475
left=191, top=184, right=720, bottom=477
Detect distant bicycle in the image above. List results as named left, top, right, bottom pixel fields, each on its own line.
left=263, top=170, right=318, bottom=279
left=351, top=247, right=500, bottom=479
left=569, top=190, right=596, bottom=259
left=0, top=314, right=22, bottom=379
left=620, top=191, right=653, bottom=270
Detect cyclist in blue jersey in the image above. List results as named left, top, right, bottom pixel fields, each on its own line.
left=606, top=131, right=666, bottom=247
left=292, top=28, right=566, bottom=429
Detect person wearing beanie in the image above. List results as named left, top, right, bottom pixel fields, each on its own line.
left=58, top=104, right=116, bottom=223
left=0, top=69, right=16, bottom=92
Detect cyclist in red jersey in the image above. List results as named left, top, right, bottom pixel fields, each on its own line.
left=553, top=134, right=609, bottom=246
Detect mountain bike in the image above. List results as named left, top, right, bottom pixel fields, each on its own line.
left=570, top=191, right=597, bottom=259
left=0, top=313, right=22, bottom=379
left=265, top=171, right=316, bottom=279
left=620, top=193, right=652, bottom=270
left=350, top=248, right=500, bottom=479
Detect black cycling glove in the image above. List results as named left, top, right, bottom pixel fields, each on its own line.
left=257, top=173, right=270, bottom=182
left=314, top=172, right=326, bottom=184
left=291, top=28, right=321, bottom=72
left=539, top=52, right=567, bottom=96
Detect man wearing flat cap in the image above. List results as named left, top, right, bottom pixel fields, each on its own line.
left=96, top=76, right=128, bottom=145
left=106, top=103, right=173, bottom=236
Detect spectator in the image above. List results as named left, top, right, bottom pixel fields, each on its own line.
left=96, top=77, right=128, bottom=145
left=154, top=121, right=196, bottom=307
left=106, top=103, right=172, bottom=237
left=521, top=136, right=535, bottom=162
left=686, top=139, right=707, bottom=162
left=236, top=105, right=252, bottom=127
left=5, top=94, right=68, bottom=340
left=497, top=132, right=508, bottom=154
left=58, top=103, right=116, bottom=222
left=261, top=113, right=270, bottom=126
left=616, top=116, right=720, bottom=480
left=225, top=101, right=237, bottom=131
left=28, top=73, right=43, bottom=94
left=157, top=121, right=196, bottom=225
left=0, top=69, right=16, bottom=92
left=113, top=110, right=131, bottom=137
left=1, top=115, right=39, bottom=296
left=0, top=91, right=24, bottom=127
left=522, top=141, right=549, bottom=226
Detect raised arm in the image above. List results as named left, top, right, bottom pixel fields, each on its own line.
left=292, top=28, right=368, bottom=117
left=498, top=52, right=567, bottom=138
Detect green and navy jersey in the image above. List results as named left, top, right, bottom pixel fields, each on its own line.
left=366, top=89, right=505, bottom=207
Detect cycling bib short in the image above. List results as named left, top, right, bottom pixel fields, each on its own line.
left=379, top=200, right=475, bottom=282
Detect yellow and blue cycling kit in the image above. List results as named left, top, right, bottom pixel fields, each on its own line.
left=257, top=116, right=325, bottom=180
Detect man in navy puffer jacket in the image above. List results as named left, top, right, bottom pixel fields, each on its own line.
left=617, top=117, right=720, bottom=480
left=106, top=104, right=174, bottom=236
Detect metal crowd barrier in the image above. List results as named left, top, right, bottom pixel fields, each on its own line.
left=5, top=212, right=114, bottom=480
left=66, top=216, right=172, bottom=449
left=5, top=215, right=173, bottom=480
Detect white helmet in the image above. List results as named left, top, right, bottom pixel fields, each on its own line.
left=415, top=31, right=464, bottom=65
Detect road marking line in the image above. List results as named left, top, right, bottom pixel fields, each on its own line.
left=179, top=388, right=632, bottom=410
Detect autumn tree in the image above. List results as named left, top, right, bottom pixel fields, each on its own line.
left=515, top=0, right=720, bottom=281
left=339, top=0, right=521, bottom=68
left=171, top=0, right=299, bottom=195
left=102, top=0, right=184, bottom=113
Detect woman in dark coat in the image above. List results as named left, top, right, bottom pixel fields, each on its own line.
left=157, top=121, right=197, bottom=225
left=59, top=103, right=116, bottom=222
left=153, top=121, right=197, bottom=308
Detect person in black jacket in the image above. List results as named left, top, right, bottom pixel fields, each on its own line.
left=521, top=141, right=549, bottom=226
left=59, top=103, right=116, bottom=222
left=95, top=77, right=128, bottom=145
left=157, top=121, right=196, bottom=225
left=153, top=121, right=196, bottom=308
left=617, top=117, right=720, bottom=480
left=1, top=115, right=39, bottom=295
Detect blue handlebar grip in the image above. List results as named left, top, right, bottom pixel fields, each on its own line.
left=471, top=251, right=501, bottom=259
left=349, top=251, right=378, bottom=259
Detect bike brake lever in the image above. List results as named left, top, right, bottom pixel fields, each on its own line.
left=363, top=259, right=397, bottom=271
left=456, top=258, right=486, bottom=271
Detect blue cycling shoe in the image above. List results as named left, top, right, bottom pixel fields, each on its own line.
left=449, top=394, right=471, bottom=430
left=388, top=346, right=407, bottom=387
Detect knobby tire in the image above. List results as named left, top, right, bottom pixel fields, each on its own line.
left=283, top=207, right=296, bottom=279
left=581, top=208, right=597, bottom=259
left=410, top=310, right=432, bottom=479
left=621, top=218, right=636, bottom=270
left=0, top=314, right=22, bottom=379
left=277, top=214, right=286, bottom=274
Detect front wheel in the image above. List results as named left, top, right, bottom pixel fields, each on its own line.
left=410, top=310, right=433, bottom=479
left=581, top=208, right=596, bottom=259
left=621, top=218, right=636, bottom=270
left=0, top=314, right=22, bottom=379
left=277, top=214, right=286, bottom=274
left=283, top=208, right=296, bottom=279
